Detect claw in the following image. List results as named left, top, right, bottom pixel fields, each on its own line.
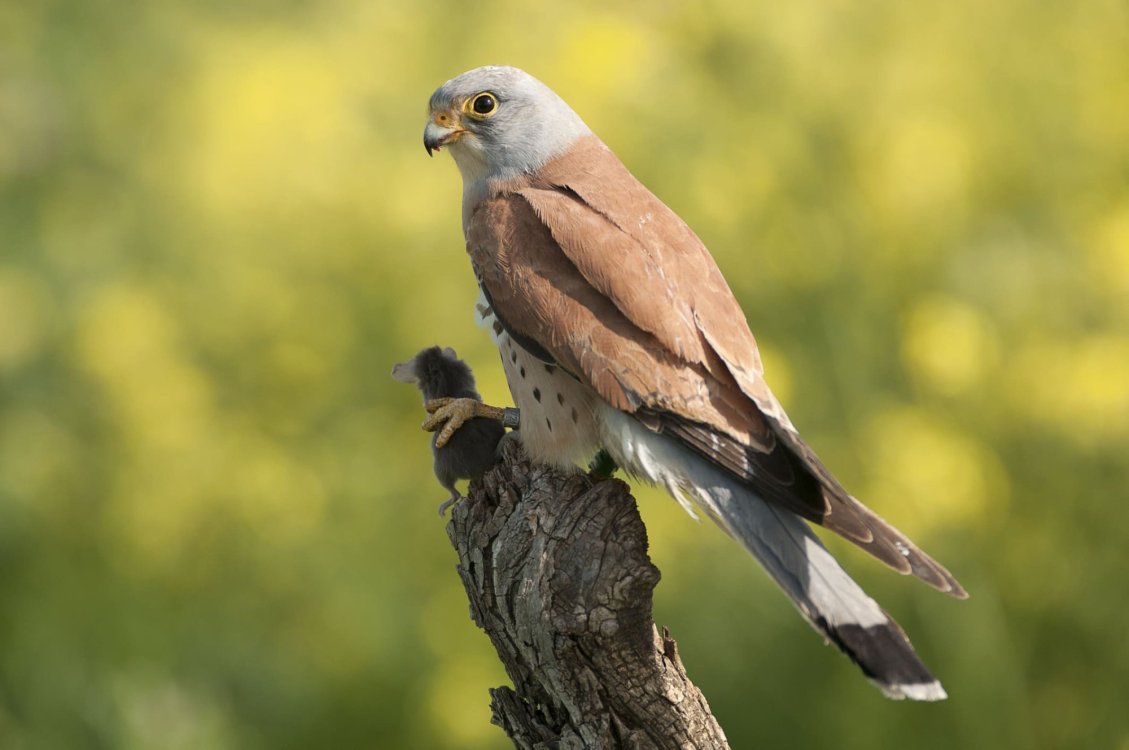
left=422, top=397, right=456, bottom=422
left=422, top=397, right=510, bottom=448
left=422, top=397, right=479, bottom=447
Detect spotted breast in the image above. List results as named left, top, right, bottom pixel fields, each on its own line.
left=475, top=294, right=602, bottom=468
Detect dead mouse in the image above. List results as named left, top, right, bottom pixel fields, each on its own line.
left=392, top=346, right=506, bottom=516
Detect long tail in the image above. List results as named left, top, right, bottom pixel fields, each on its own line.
left=603, top=411, right=947, bottom=701
left=697, top=480, right=946, bottom=700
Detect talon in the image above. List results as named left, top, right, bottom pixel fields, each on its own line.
left=422, top=397, right=477, bottom=447
left=435, top=415, right=462, bottom=448
left=424, top=397, right=454, bottom=414
left=421, top=397, right=511, bottom=448
left=421, top=398, right=455, bottom=431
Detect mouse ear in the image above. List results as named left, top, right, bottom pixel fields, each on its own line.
left=390, top=360, right=419, bottom=384
left=443, top=346, right=458, bottom=360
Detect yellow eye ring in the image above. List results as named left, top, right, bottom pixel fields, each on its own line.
left=464, top=92, right=498, bottom=119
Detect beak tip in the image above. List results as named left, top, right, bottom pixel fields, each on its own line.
left=424, top=120, right=462, bottom=158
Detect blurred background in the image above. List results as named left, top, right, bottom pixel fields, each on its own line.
left=1, top=0, right=1127, bottom=747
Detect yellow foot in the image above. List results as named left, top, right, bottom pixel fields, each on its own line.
left=422, top=397, right=508, bottom=448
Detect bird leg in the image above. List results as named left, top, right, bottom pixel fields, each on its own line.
left=587, top=449, right=620, bottom=480
left=423, top=397, right=520, bottom=448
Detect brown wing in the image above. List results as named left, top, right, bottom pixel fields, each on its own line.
left=469, top=136, right=966, bottom=598
left=468, top=186, right=770, bottom=446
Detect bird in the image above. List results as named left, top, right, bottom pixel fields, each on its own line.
left=392, top=345, right=507, bottom=516
left=421, top=65, right=966, bottom=700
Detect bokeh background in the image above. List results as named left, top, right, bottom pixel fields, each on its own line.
left=2, top=0, right=1127, bottom=748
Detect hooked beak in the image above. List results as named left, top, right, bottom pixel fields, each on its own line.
left=424, top=117, right=466, bottom=156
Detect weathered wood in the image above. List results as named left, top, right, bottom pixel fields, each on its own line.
left=446, top=438, right=730, bottom=749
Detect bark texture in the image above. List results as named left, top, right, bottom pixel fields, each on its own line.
left=446, top=438, right=730, bottom=749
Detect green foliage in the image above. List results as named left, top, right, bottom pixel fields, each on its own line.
left=1, top=1, right=1127, bottom=747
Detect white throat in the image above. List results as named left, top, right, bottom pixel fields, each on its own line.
left=449, top=142, right=493, bottom=186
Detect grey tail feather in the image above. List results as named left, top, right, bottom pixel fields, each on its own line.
left=607, top=413, right=948, bottom=701
left=693, top=474, right=947, bottom=700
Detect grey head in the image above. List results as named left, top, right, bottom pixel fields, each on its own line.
left=423, top=66, right=591, bottom=187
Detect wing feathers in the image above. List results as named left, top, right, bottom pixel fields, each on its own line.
left=639, top=407, right=965, bottom=596
left=517, top=184, right=704, bottom=364
left=468, top=135, right=964, bottom=598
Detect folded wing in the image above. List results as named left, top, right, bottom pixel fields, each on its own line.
left=467, top=135, right=965, bottom=598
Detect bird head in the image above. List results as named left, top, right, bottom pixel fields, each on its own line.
left=424, top=66, right=591, bottom=183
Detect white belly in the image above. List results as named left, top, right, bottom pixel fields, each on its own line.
left=475, top=295, right=602, bottom=468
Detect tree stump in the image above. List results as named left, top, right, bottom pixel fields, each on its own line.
left=446, top=438, right=730, bottom=749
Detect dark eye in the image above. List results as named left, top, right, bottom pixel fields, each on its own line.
left=471, top=93, right=497, bottom=115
